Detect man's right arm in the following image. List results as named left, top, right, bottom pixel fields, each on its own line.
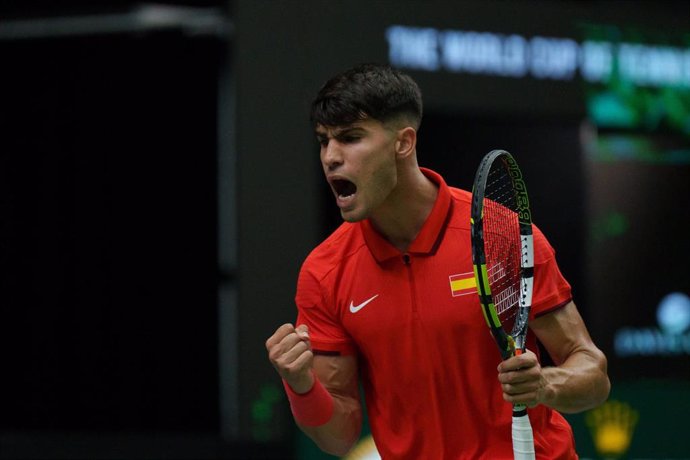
left=266, top=323, right=362, bottom=457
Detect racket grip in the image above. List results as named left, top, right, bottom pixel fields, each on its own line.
left=512, top=409, right=536, bottom=460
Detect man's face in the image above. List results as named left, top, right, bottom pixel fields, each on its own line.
left=316, top=118, right=399, bottom=223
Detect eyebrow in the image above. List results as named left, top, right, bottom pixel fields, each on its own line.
left=315, top=125, right=366, bottom=139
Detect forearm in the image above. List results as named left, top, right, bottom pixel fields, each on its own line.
left=299, top=391, right=363, bottom=456
left=528, top=302, right=611, bottom=413
left=540, top=348, right=610, bottom=413
left=282, top=354, right=363, bottom=457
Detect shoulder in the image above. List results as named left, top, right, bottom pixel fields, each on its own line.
left=448, top=186, right=472, bottom=207
left=296, top=222, right=368, bottom=311
left=300, top=222, right=367, bottom=282
left=445, top=183, right=556, bottom=263
left=532, top=224, right=557, bottom=264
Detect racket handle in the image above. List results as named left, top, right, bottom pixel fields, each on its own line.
left=512, top=408, right=535, bottom=460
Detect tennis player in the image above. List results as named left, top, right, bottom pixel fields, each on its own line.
left=266, top=63, right=610, bottom=459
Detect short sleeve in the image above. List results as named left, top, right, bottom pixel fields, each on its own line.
left=530, top=225, right=573, bottom=320
left=295, top=263, right=357, bottom=355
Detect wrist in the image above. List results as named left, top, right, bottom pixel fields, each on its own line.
left=283, top=371, right=334, bottom=426
left=536, top=366, right=559, bottom=406
left=285, top=371, right=315, bottom=395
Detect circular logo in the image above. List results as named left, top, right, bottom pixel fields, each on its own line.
left=657, top=292, right=690, bottom=335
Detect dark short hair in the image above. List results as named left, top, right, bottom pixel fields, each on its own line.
left=310, top=63, right=423, bottom=129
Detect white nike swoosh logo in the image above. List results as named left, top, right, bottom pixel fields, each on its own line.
left=349, top=294, right=379, bottom=313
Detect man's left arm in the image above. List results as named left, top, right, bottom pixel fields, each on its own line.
left=497, top=301, right=610, bottom=413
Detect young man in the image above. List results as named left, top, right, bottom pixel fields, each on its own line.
left=266, top=63, right=610, bottom=459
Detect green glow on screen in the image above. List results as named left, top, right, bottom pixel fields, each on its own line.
left=589, top=211, right=630, bottom=244
left=586, top=133, right=690, bottom=164
left=251, top=382, right=281, bottom=441
left=582, top=24, right=690, bottom=138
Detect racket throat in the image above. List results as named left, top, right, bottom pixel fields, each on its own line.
left=492, top=329, right=530, bottom=361
left=491, top=328, right=516, bottom=360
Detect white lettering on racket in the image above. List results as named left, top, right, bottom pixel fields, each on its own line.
left=494, top=285, right=520, bottom=315
left=488, top=262, right=520, bottom=315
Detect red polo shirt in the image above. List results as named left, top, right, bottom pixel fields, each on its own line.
left=295, top=169, right=576, bottom=459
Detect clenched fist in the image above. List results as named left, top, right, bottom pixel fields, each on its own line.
left=266, top=323, right=315, bottom=393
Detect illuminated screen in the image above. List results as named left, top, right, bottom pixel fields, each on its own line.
left=585, top=130, right=690, bottom=380
left=582, top=24, right=690, bottom=381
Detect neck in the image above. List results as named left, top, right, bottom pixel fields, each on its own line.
left=368, top=165, right=438, bottom=252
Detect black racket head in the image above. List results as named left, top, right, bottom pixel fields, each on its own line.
left=471, top=150, right=533, bottom=359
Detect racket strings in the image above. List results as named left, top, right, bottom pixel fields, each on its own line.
left=483, top=161, right=522, bottom=327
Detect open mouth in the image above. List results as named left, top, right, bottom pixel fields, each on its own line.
left=332, top=179, right=357, bottom=199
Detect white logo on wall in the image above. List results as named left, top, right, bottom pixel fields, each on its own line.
left=615, top=292, right=690, bottom=357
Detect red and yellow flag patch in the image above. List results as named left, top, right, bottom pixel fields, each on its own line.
left=449, top=272, right=476, bottom=297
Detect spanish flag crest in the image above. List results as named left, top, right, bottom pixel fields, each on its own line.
left=449, top=272, right=476, bottom=297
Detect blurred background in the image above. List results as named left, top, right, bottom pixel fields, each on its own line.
left=0, top=1, right=688, bottom=459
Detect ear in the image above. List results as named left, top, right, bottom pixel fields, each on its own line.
left=394, top=127, right=417, bottom=160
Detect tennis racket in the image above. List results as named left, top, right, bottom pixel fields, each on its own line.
left=470, top=149, right=535, bottom=460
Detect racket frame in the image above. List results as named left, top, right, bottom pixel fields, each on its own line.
left=470, top=149, right=536, bottom=460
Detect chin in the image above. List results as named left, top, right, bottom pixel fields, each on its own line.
left=340, top=208, right=367, bottom=223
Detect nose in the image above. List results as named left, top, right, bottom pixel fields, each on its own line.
left=321, top=141, right=343, bottom=171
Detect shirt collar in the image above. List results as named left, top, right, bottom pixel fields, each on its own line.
left=361, top=168, right=453, bottom=263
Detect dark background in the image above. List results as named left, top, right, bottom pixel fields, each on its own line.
left=0, top=1, right=688, bottom=459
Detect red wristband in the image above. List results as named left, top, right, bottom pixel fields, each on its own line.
left=283, top=373, right=334, bottom=426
